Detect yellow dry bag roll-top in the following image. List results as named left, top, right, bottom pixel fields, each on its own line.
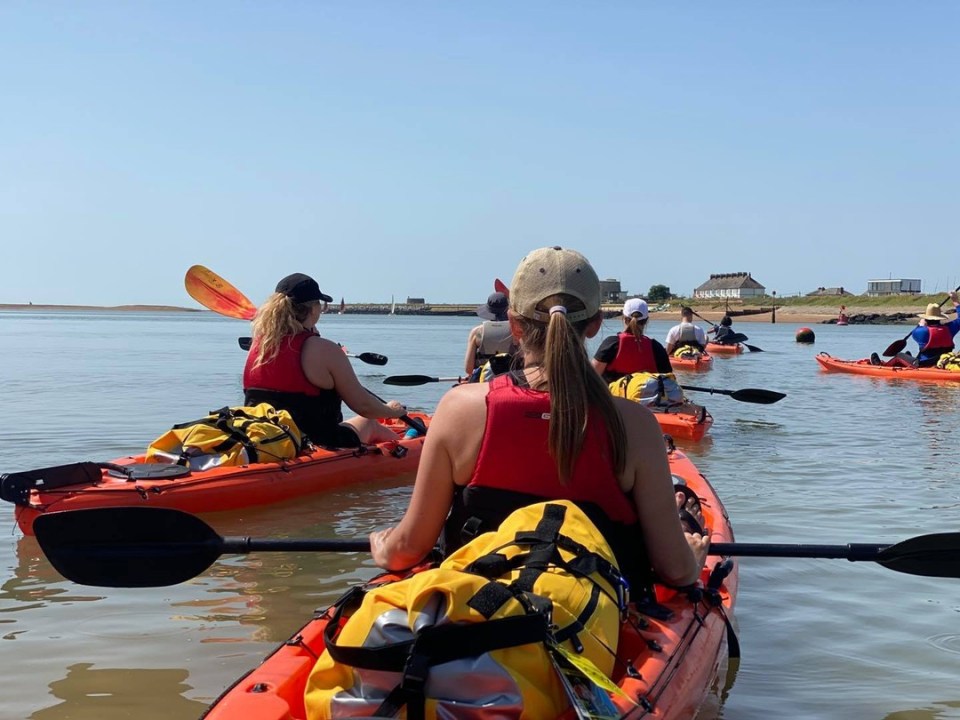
left=936, top=352, right=960, bottom=371
left=305, top=500, right=626, bottom=720
left=145, top=403, right=303, bottom=470
left=609, top=371, right=685, bottom=407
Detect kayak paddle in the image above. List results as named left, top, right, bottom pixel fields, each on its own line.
left=681, top=385, right=785, bottom=404
left=690, top=309, right=764, bottom=352
left=882, top=284, right=960, bottom=357
left=237, top=336, right=388, bottom=366
left=383, top=374, right=784, bottom=404
left=384, top=374, right=466, bottom=386
left=33, top=506, right=960, bottom=587
left=185, top=265, right=257, bottom=321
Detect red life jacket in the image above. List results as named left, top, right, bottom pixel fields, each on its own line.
left=242, top=331, right=320, bottom=395
left=922, top=324, right=954, bottom=354
left=605, top=332, right=657, bottom=376
left=467, top=375, right=637, bottom=525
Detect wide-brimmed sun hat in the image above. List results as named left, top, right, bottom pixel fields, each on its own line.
left=509, top=246, right=600, bottom=323
left=476, top=291, right=509, bottom=321
left=918, top=303, right=949, bottom=322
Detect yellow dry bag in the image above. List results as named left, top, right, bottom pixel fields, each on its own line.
left=145, top=403, right=303, bottom=470
left=305, top=500, right=627, bottom=719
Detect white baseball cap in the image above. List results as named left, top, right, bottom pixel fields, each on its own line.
left=623, top=298, right=649, bottom=320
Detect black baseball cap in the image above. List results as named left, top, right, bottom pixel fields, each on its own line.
left=275, top=273, right=333, bottom=304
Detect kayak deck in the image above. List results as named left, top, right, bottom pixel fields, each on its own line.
left=705, top=342, right=743, bottom=355
left=671, top=352, right=713, bottom=371
left=651, top=403, right=713, bottom=441
left=815, top=352, right=960, bottom=383
left=202, top=446, right=737, bottom=720
left=4, top=414, right=430, bottom=535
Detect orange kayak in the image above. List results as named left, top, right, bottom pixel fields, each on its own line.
left=2, top=414, right=430, bottom=536
left=671, top=351, right=713, bottom=371
left=815, top=352, right=960, bottom=382
left=203, top=446, right=737, bottom=720
left=651, top=404, right=713, bottom=441
left=705, top=342, right=743, bottom=355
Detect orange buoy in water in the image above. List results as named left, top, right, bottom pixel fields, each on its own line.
left=796, top=327, right=815, bottom=343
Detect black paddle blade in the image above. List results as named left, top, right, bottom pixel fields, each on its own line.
left=724, top=333, right=749, bottom=344
left=729, top=388, right=785, bottom=404
left=35, top=507, right=222, bottom=588
left=384, top=374, right=440, bottom=386
left=882, top=338, right=908, bottom=358
left=743, top=344, right=764, bottom=353
left=874, top=533, right=960, bottom=578
left=238, top=336, right=252, bottom=351
left=355, top=352, right=388, bottom=366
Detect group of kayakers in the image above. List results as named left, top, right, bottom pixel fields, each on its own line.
left=242, top=247, right=709, bottom=597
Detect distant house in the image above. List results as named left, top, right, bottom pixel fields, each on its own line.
left=406, top=297, right=426, bottom=305
left=693, top=272, right=766, bottom=299
left=599, top=279, right=627, bottom=303
left=806, top=286, right=854, bottom=297
left=866, top=279, right=921, bottom=296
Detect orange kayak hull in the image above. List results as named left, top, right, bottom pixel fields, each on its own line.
left=652, top=405, right=713, bottom=441
left=705, top=342, right=743, bottom=355
left=202, top=447, right=737, bottom=720
left=8, top=414, right=430, bottom=536
left=815, top=353, right=960, bottom=382
left=670, top=352, right=714, bottom=371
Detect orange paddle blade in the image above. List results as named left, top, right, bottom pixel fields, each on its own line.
left=184, top=265, right=257, bottom=321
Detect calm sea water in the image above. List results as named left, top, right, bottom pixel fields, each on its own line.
left=2, top=310, right=959, bottom=720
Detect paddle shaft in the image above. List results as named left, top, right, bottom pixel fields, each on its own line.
left=223, top=537, right=370, bottom=553
left=711, top=542, right=886, bottom=560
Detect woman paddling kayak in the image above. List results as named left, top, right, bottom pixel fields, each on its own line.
left=369, top=246, right=709, bottom=590
left=243, top=273, right=411, bottom=447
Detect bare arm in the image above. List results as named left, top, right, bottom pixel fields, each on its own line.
left=464, top=326, right=482, bottom=375
left=591, top=358, right=608, bottom=376
left=301, top=337, right=402, bottom=418
left=615, top=398, right=707, bottom=586
left=370, top=384, right=489, bottom=570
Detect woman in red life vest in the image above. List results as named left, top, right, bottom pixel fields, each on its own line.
left=243, top=273, right=408, bottom=448
left=591, top=297, right=673, bottom=383
left=370, top=247, right=708, bottom=592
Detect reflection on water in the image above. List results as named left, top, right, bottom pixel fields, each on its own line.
left=32, top=664, right=209, bottom=720
left=3, top=314, right=960, bottom=719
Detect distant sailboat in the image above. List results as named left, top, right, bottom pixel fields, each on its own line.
left=390, top=295, right=396, bottom=315
left=339, top=297, right=345, bottom=315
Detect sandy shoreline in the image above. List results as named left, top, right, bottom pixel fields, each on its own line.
left=0, top=303, right=919, bottom=325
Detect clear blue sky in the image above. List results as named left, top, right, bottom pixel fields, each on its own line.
left=1, top=2, right=957, bottom=306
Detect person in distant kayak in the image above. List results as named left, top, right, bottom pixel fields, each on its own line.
left=370, top=246, right=708, bottom=593
left=838, top=305, right=849, bottom=324
left=591, top=298, right=673, bottom=382
left=243, top=273, right=409, bottom=447
left=707, top=315, right=736, bottom=344
left=463, top=291, right=518, bottom=379
left=664, top=306, right=707, bottom=354
left=873, top=293, right=960, bottom=368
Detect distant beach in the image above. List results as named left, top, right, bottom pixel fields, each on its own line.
left=0, top=302, right=926, bottom=325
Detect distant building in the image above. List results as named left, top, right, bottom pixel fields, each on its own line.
left=806, top=286, right=854, bottom=297
left=599, top=279, right=627, bottom=303
left=866, top=279, right=921, bottom=296
left=406, top=297, right=426, bottom=305
left=693, top=272, right=766, bottom=299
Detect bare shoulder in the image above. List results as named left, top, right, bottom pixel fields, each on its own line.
left=612, top=396, right=660, bottom=434
left=433, top=383, right=489, bottom=425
